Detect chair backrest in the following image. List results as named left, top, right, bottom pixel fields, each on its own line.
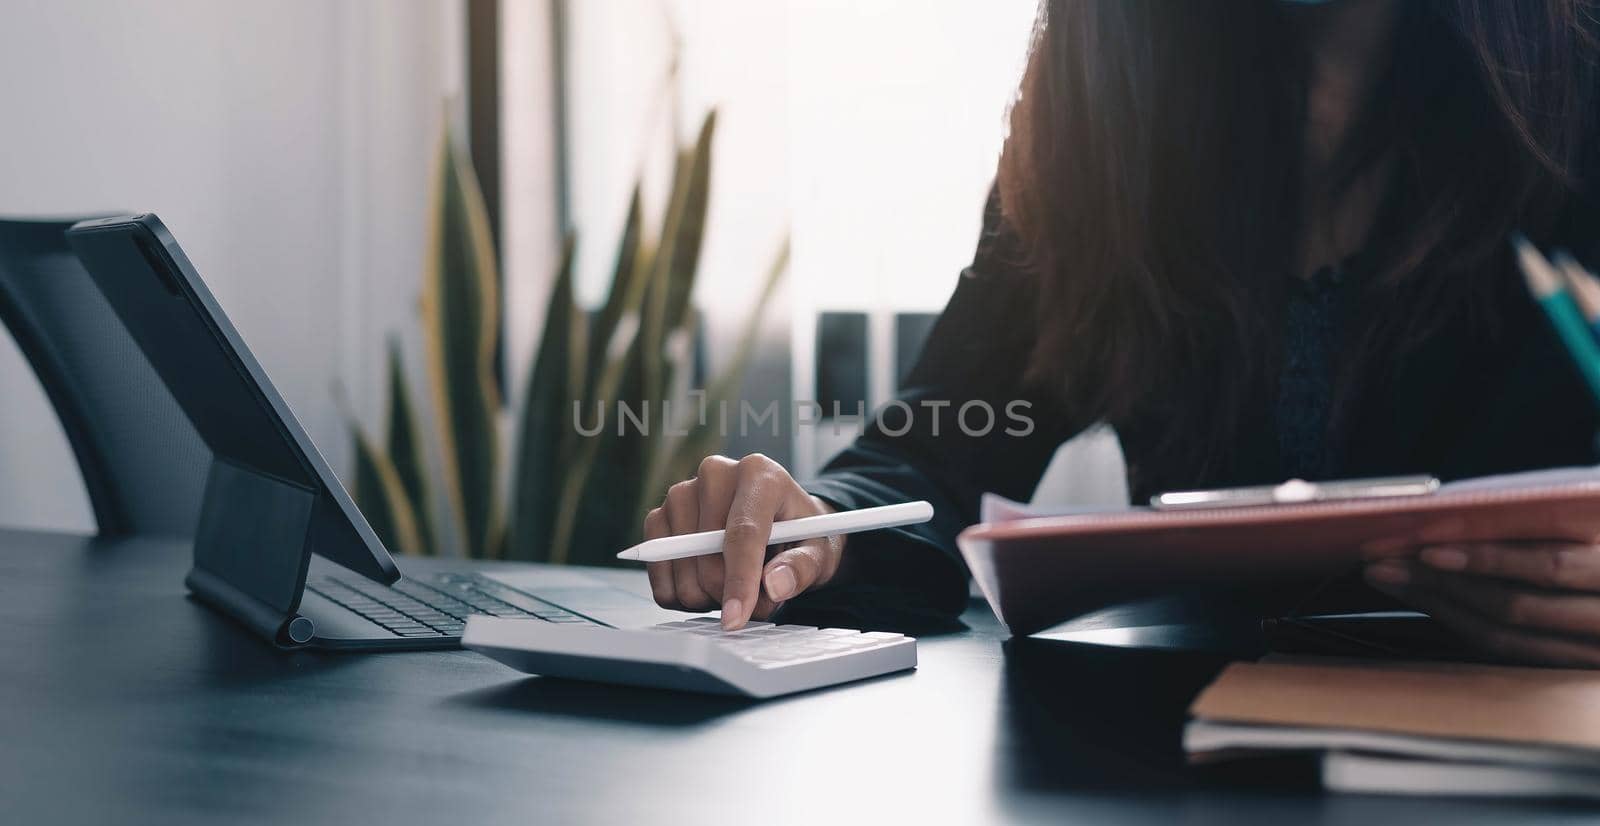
left=0, top=217, right=210, bottom=538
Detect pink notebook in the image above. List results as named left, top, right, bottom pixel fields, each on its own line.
left=957, top=468, right=1600, bottom=636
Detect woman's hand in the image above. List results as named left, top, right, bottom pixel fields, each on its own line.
left=643, top=454, right=844, bottom=630
left=1364, top=543, right=1600, bottom=667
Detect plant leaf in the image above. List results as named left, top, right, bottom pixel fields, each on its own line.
left=549, top=236, right=660, bottom=565
left=661, top=111, right=716, bottom=335
left=351, top=425, right=425, bottom=556
left=641, top=112, right=716, bottom=407
left=586, top=186, right=643, bottom=401
left=552, top=318, right=648, bottom=566
left=551, top=111, right=719, bottom=567
left=508, top=233, right=583, bottom=562
left=384, top=338, right=435, bottom=551
left=419, top=115, right=502, bottom=558
left=642, top=112, right=716, bottom=430
left=550, top=290, right=652, bottom=565
left=648, top=236, right=790, bottom=499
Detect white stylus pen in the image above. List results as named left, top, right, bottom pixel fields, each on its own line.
left=614, top=501, right=935, bottom=563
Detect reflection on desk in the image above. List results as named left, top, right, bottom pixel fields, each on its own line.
left=2, top=528, right=1586, bottom=824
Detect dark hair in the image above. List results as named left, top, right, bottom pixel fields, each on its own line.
left=998, top=0, right=1599, bottom=475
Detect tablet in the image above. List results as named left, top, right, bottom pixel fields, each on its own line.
left=66, top=215, right=399, bottom=617
left=959, top=469, right=1600, bottom=636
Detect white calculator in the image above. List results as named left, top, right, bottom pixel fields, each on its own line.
left=462, top=615, right=916, bottom=698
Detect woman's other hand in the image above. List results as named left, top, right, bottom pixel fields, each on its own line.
left=1364, top=543, right=1600, bottom=667
left=642, top=454, right=843, bottom=630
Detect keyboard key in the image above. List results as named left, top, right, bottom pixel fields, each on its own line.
left=470, top=583, right=569, bottom=615
left=462, top=616, right=917, bottom=693
left=327, top=575, right=601, bottom=633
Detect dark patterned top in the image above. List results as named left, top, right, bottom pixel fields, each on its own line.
left=800, top=186, right=1599, bottom=626
left=1275, top=264, right=1348, bottom=480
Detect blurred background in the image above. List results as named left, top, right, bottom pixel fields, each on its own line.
left=0, top=0, right=1124, bottom=558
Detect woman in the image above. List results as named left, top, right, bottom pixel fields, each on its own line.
left=643, top=0, right=1600, bottom=665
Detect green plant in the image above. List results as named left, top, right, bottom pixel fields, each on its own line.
left=351, top=107, right=789, bottom=566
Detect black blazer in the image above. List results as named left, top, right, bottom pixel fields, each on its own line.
left=801, top=189, right=1600, bottom=626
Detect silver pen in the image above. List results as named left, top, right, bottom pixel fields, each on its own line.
left=1150, top=475, right=1440, bottom=510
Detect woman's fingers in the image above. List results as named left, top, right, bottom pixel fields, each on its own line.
left=1364, top=563, right=1600, bottom=667
left=761, top=537, right=837, bottom=604
left=1407, top=562, right=1600, bottom=637
left=663, top=481, right=714, bottom=611
left=1418, top=542, right=1600, bottom=591
left=642, top=508, right=677, bottom=609
left=1420, top=560, right=1600, bottom=640
left=1366, top=559, right=1600, bottom=666
left=695, top=455, right=740, bottom=523
left=693, top=456, right=738, bottom=607
left=638, top=454, right=843, bottom=624
left=719, top=455, right=788, bottom=629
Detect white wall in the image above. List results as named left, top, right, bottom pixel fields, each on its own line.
left=563, top=0, right=792, bottom=350
left=564, top=0, right=1127, bottom=504
left=0, top=0, right=457, bottom=532
left=0, top=0, right=1125, bottom=537
left=563, top=0, right=796, bottom=468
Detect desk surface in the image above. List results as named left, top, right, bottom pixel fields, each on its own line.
left=2, top=528, right=1591, bottom=825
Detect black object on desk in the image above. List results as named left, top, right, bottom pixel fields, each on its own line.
left=0, top=216, right=210, bottom=538
left=5, top=528, right=1585, bottom=826
left=67, top=215, right=402, bottom=645
left=60, top=215, right=673, bottom=653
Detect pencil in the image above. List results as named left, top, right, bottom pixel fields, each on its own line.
left=1553, top=250, right=1600, bottom=340
left=1514, top=234, right=1600, bottom=405
left=614, top=501, right=934, bottom=563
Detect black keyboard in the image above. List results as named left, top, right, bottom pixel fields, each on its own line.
left=307, top=573, right=599, bottom=639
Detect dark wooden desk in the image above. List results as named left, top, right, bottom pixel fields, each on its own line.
left=1, top=528, right=1587, bottom=824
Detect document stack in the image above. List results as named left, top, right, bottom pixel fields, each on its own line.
left=1185, top=657, right=1600, bottom=799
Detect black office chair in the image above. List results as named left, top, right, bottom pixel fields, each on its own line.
left=0, top=217, right=210, bottom=538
